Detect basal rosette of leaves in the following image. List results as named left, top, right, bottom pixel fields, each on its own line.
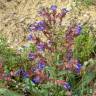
left=0, top=5, right=96, bottom=96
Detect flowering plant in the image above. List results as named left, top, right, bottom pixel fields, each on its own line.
left=0, top=4, right=96, bottom=96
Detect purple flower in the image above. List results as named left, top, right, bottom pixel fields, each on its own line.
left=63, top=82, right=71, bottom=90
left=37, top=42, right=45, bottom=51
left=61, top=8, right=69, bottom=13
left=37, top=21, right=45, bottom=26
left=29, top=21, right=46, bottom=32
left=36, top=21, right=46, bottom=31
left=28, top=52, right=36, bottom=60
left=37, top=26, right=45, bottom=31
left=37, top=60, right=46, bottom=70
left=15, top=68, right=25, bottom=76
left=75, top=63, right=82, bottom=73
left=27, top=34, right=33, bottom=41
left=32, top=76, right=41, bottom=84
left=60, top=8, right=69, bottom=17
left=50, top=5, right=57, bottom=11
left=23, top=72, right=29, bottom=78
left=15, top=68, right=29, bottom=78
left=76, top=24, right=82, bottom=35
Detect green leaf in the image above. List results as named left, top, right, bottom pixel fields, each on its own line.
left=73, top=72, right=95, bottom=95
left=45, top=66, right=56, bottom=78
left=57, top=70, right=68, bottom=76
left=0, top=88, right=22, bottom=96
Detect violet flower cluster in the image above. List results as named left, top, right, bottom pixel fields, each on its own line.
left=27, top=5, right=82, bottom=90
left=26, top=5, right=72, bottom=89
left=0, top=5, right=83, bottom=91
